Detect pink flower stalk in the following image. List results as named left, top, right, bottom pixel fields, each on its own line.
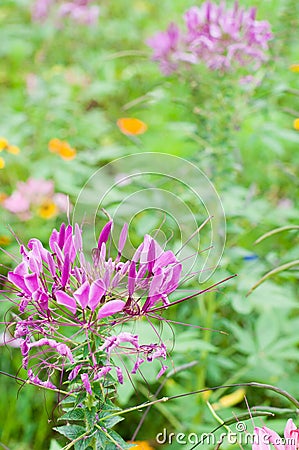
left=146, top=1, right=272, bottom=74
left=2, top=178, right=68, bottom=220
left=253, top=419, right=299, bottom=449
left=2, top=221, right=185, bottom=390
left=31, top=0, right=100, bottom=26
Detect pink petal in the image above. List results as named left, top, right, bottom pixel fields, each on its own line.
left=118, top=223, right=128, bottom=254
left=88, top=279, right=106, bottom=311
left=284, top=418, right=297, bottom=440
left=262, top=426, right=285, bottom=450
left=73, top=280, right=90, bottom=309
left=97, top=221, right=113, bottom=250
left=284, top=419, right=299, bottom=450
left=128, top=261, right=136, bottom=297
left=55, top=290, right=76, bottom=314
left=252, top=428, right=270, bottom=450
left=97, top=300, right=125, bottom=320
left=81, top=373, right=92, bottom=395
left=8, top=272, right=31, bottom=296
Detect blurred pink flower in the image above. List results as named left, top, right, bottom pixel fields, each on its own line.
left=2, top=178, right=69, bottom=220
left=147, top=1, right=272, bottom=75
left=31, top=0, right=100, bottom=26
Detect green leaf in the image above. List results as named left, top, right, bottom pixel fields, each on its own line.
left=101, top=414, right=124, bottom=428
left=54, top=425, right=86, bottom=440
left=59, top=408, right=85, bottom=422
left=85, top=407, right=97, bottom=428
left=74, top=436, right=95, bottom=450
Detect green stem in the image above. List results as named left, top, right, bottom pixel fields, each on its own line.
left=62, top=429, right=93, bottom=450
left=196, top=290, right=217, bottom=420
left=100, top=381, right=299, bottom=421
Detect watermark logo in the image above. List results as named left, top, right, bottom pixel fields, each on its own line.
left=155, top=425, right=298, bottom=447
left=72, top=152, right=226, bottom=282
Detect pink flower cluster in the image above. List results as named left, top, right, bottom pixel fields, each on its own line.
left=4, top=221, right=182, bottom=391
left=31, top=0, right=100, bottom=26
left=253, top=419, right=299, bottom=449
left=146, top=1, right=272, bottom=75
left=2, top=178, right=68, bottom=221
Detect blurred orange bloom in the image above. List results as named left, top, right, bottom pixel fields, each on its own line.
left=7, top=145, right=20, bottom=155
left=290, top=64, right=299, bottom=73
left=117, top=118, right=148, bottom=135
left=0, top=192, right=7, bottom=203
left=129, top=442, right=154, bottom=449
left=294, top=118, right=299, bottom=131
left=0, top=157, right=5, bottom=169
left=48, top=138, right=76, bottom=160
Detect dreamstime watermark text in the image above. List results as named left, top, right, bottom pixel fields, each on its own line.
left=156, top=424, right=298, bottom=446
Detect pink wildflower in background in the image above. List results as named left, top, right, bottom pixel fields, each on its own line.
left=2, top=178, right=69, bottom=220
left=147, top=1, right=272, bottom=75
left=31, top=0, right=100, bottom=26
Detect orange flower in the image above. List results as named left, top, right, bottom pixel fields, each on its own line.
left=117, top=118, right=148, bottom=136
left=0, top=192, right=7, bottom=203
left=37, top=200, right=58, bottom=219
left=48, top=138, right=62, bottom=153
left=58, top=142, right=76, bottom=160
left=294, top=118, right=299, bottom=131
left=48, top=138, right=76, bottom=160
left=128, top=441, right=154, bottom=449
left=289, top=64, right=299, bottom=73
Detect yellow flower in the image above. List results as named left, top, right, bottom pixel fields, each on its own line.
left=7, top=145, right=20, bottom=155
left=289, top=64, right=299, bottom=73
left=212, top=388, right=246, bottom=411
left=128, top=442, right=154, bottom=449
left=117, top=118, right=148, bottom=136
left=0, top=137, right=9, bottom=151
left=294, top=118, right=299, bottom=131
left=37, top=200, right=58, bottom=219
left=0, top=157, right=5, bottom=169
left=48, top=138, right=76, bottom=160
left=58, top=142, right=77, bottom=160
left=0, top=235, right=11, bottom=246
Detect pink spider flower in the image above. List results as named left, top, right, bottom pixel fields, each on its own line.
left=147, top=1, right=272, bottom=74
left=2, top=219, right=230, bottom=393
left=2, top=221, right=182, bottom=390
